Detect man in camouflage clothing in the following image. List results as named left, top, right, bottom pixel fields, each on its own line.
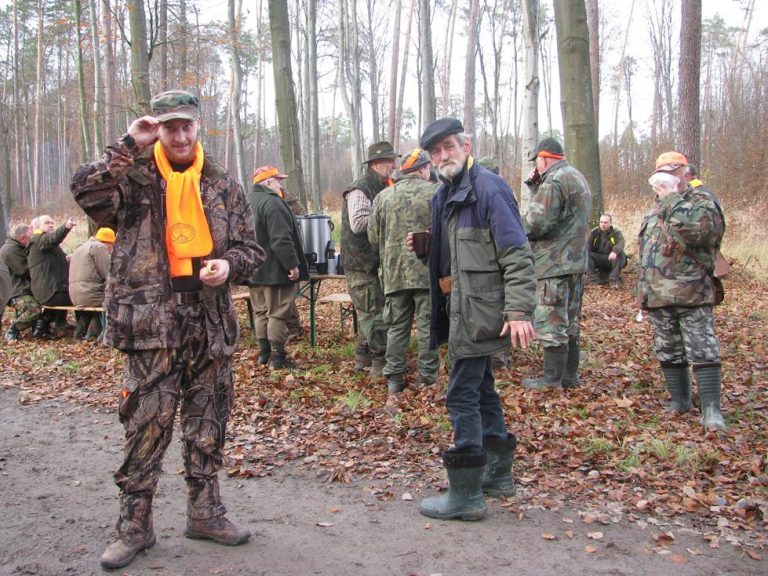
left=638, top=151, right=725, bottom=431
left=341, top=141, right=398, bottom=377
left=71, top=90, right=264, bottom=569
left=523, top=137, right=592, bottom=389
left=0, top=224, right=42, bottom=341
left=368, top=148, right=439, bottom=393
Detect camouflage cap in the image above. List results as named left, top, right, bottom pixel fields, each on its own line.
left=364, top=141, right=399, bottom=163
left=150, top=90, right=200, bottom=123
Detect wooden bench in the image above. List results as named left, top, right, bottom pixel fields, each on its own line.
left=40, top=305, right=106, bottom=332
left=231, top=291, right=255, bottom=330
left=317, top=292, right=357, bottom=334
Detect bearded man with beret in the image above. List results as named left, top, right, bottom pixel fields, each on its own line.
left=72, top=90, right=264, bottom=569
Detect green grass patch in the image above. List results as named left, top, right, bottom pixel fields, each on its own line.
left=584, top=436, right=614, bottom=457
left=338, top=389, right=372, bottom=412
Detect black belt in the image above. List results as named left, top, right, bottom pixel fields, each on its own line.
left=174, top=291, right=203, bottom=305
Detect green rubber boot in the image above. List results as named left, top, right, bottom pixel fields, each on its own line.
left=419, top=449, right=487, bottom=521
left=695, top=364, right=725, bottom=430
left=257, top=339, right=271, bottom=365
left=561, top=336, right=581, bottom=389
left=523, top=346, right=567, bottom=389
left=482, top=434, right=517, bottom=497
left=661, top=362, right=693, bottom=413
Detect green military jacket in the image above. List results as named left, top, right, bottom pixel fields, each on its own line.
left=27, top=225, right=72, bottom=305
left=0, top=238, right=33, bottom=298
left=636, top=185, right=724, bottom=309
left=368, top=174, right=435, bottom=295
left=524, top=159, right=592, bottom=279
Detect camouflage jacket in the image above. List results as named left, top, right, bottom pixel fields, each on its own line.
left=368, top=174, right=435, bottom=295
left=524, top=159, right=592, bottom=279
left=429, top=160, right=536, bottom=358
left=71, top=135, right=264, bottom=357
left=28, top=225, right=72, bottom=304
left=636, top=185, right=724, bottom=309
left=0, top=238, right=32, bottom=298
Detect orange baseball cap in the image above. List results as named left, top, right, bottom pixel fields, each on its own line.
left=252, top=166, right=288, bottom=184
left=654, top=151, right=688, bottom=172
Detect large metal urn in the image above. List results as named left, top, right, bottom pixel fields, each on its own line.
left=295, top=214, right=335, bottom=274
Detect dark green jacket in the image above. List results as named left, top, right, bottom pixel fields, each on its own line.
left=589, top=226, right=625, bottom=256
left=0, top=238, right=32, bottom=298
left=28, top=225, right=71, bottom=305
left=246, top=184, right=309, bottom=285
left=341, top=169, right=389, bottom=274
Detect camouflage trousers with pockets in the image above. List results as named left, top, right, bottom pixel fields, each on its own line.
left=533, top=274, right=584, bottom=348
left=647, top=305, right=720, bottom=365
left=113, top=301, right=234, bottom=534
left=346, top=269, right=387, bottom=356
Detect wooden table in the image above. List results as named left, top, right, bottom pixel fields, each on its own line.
left=297, top=274, right=347, bottom=347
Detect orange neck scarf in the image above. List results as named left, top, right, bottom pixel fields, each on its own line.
left=154, top=141, right=213, bottom=278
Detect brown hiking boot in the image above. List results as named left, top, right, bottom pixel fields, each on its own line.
left=369, top=356, right=385, bottom=378
left=100, top=530, right=156, bottom=569
left=184, top=516, right=251, bottom=546
left=353, top=353, right=372, bottom=371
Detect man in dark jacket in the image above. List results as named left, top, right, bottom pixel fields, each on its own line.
left=341, top=141, right=398, bottom=376
left=523, top=137, right=592, bottom=390
left=0, top=224, right=42, bottom=341
left=587, top=213, right=627, bottom=288
left=247, top=165, right=309, bottom=369
left=411, top=118, right=536, bottom=522
left=72, top=90, right=263, bottom=569
left=28, top=214, right=77, bottom=333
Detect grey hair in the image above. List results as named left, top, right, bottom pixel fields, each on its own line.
left=12, top=224, right=30, bottom=239
left=600, top=213, right=613, bottom=222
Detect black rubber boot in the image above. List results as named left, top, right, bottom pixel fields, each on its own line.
left=32, top=318, right=50, bottom=338
left=419, top=449, right=487, bottom=521
left=257, top=339, right=271, bottom=365
left=387, top=372, right=405, bottom=393
left=661, top=362, right=693, bottom=413
left=695, top=364, right=725, bottom=430
left=4, top=324, right=20, bottom=342
left=482, top=434, right=517, bottom=497
left=523, top=346, right=568, bottom=389
left=270, top=341, right=296, bottom=370
left=561, top=336, right=581, bottom=389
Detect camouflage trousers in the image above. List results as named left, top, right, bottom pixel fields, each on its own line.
left=346, top=270, right=387, bottom=355
left=533, top=274, right=584, bottom=347
left=8, top=294, right=42, bottom=332
left=648, top=305, right=721, bottom=366
left=382, top=288, right=439, bottom=382
left=114, top=302, right=234, bottom=532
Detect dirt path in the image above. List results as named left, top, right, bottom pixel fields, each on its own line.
left=0, top=385, right=764, bottom=576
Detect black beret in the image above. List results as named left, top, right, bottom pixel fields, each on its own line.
left=528, top=136, right=564, bottom=161
left=419, top=117, right=464, bottom=150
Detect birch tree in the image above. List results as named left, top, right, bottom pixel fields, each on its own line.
left=228, top=0, right=247, bottom=188
left=419, top=0, right=436, bottom=129
left=463, top=0, right=480, bottom=135
left=521, top=0, right=541, bottom=208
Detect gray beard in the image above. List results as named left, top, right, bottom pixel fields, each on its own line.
left=439, top=162, right=461, bottom=179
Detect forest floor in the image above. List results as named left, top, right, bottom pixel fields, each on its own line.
left=0, top=267, right=766, bottom=576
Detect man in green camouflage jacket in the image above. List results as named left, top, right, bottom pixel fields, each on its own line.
left=638, top=151, right=725, bottom=431
left=71, top=90, right=264, bottom=569
left=368, top=148, right=439, bottom=393
left=523, top=137, right=592, bottom=389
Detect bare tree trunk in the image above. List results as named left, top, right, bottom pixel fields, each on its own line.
left=553, top=0, right=602, bottom=221
left=12, top=0, right=25, bottom=205
left=586, top=0, right=599, bottom=135
left=179, top=0, right=189, bottom=89
left=611, top=0, right=635, bottom=147
left=441, top=0, right=459, bottom=117
left=521, top=0, right=541, bottom=210
left=365, top=0, right=380, bottom=141
left=307, top=0, right=321, bottom=210
left=159, top=0, right=168, bottom=90
left=269, top=0, right=308, bottom=208
left=88, top=0, right=104, bottom=154
left=228, top=0, right=247, bottom=188
left=419, top=0, right=436, bottom=129
left=395, top=0, right=415, bottom=146
left=101, top=0, right=117, bottom=141
left=338, top=0, right=363, bottom=176
left=126, top=0, right=152, bottom=113
left=387, top=0, right=401, bottom=144
left=463, top=0, right=480, bottom=134
left=32, top=0, right=44, bottom=204
left=74, top=0, right=92, bottom=161
left=678, top=0, right=701, bottom=165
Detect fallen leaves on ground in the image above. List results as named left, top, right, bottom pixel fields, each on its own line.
left=1, top=272, right=767, bottom=549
